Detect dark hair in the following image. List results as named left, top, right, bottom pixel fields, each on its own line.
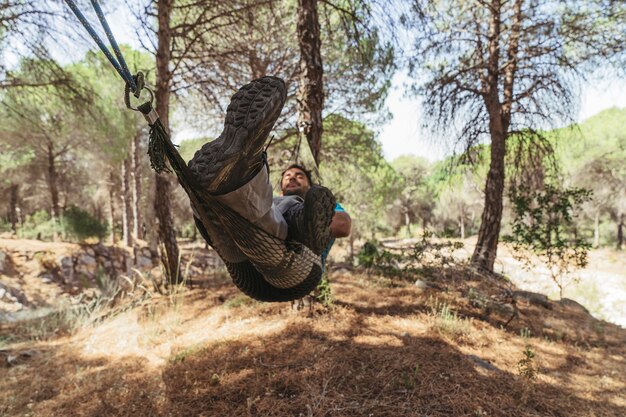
left=281, top=163, right=314, bottom=185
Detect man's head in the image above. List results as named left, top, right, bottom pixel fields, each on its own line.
left=281, top=164, right=313, bottom=198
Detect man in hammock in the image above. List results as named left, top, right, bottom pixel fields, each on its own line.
left=187, top=76, right=347, bottom=301
left=278, top=163, right=351, bottom=265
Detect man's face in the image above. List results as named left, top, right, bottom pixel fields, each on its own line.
left=281, top=168, right=311, bottom=198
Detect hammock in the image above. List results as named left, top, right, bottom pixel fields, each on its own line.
left=63, top=0, right=325, bottom=301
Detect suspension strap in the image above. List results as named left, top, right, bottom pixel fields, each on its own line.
left=295, top=123, right=322, bottom=183
left=63, top=0, right=138, bottom=95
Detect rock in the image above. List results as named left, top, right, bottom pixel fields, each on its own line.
left=2, top=350, right=37, bottom=367
left=513, top=290, right=552, bottom=309
left=489, top=301, right=516, bottom=317
left=136, top=255, right=154, bottom=269
left=414, top=279, right=429, bottom=289
left=467, top=354, right=499, bottom=371
left=75, top=253, right=97, bottom=277
left=0, top=251, right=8, bottom=273
left=78, top=253, right=97, bottom=266
left=0, top=282, right=30, bottom=308
left=560, top=298, right=589, bottom=313
left=57, top=256, right=74, bottom=284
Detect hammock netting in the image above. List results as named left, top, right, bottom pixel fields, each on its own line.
left=139, top=77, right=327, bottom=302
left=61, top=3, right=327, bottom=302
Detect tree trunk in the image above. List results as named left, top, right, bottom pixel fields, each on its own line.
left=8, top=184, right=18, bottom=234
left=617, top=213, right=624, bottom=250
left=349, top=232, right=355, bottom=264
left=593, top=210, right=600, bottom=248
left=121, top=156, right=133, bottom=247
left=131, top=132, right=143, bottom=240
left=155, top=176, right=180, bottom=282
left=471, top=0, right=510, bottom=273
left=405, top=211, right=411, bottom=235
left=296, top=0, right=324, bottom=164
left=108, top=173, right=116, bottom=245
left=471, top=120, right=506, bottom=272
left=46, top=141, right=60, bottom=241
left=46, top=142, right=60, bottom=220
left=155, top=0, right=181, bottom=284
left=460, top=217, right=465, bottom=240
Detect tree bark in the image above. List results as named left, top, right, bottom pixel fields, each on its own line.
left=472, top=120, right=506, bottom=271
left=121, top=156, right=133, bottom=247
left=460, top=217, right=465, bottom=240
left=46, top=141, right=60, bottom=217
left=617, top=213, right=624, bottom=250
left=131, top=132, right=143, bottom=240
left=593, top=210, right=600, bottom=248
left=8, top=184, right=18, bottom=234
left=296, top=0, right=324, bottom=164
left=405, top=210, right=411, bottom=235
left=45, top=141, right=60, bottom=241
left=155, top=0, right=181, bottom=284
left=154, top=176, right=180, bottom=282
left=108, top=173, right=116, bottom=244
left=471, top=0, right=519, bottom=273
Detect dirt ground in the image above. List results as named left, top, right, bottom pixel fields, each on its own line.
left=1, top=239, right=625, bottom=416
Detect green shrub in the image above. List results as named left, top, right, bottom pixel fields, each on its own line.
left=19, top=207, right=107, bottom=242
left=357, top=233, right=464, bottom=280
left=20, top=210, right=56, bottom=240
left=315, top=273, right=333, bottom=307
left=62, top=205, right=108, bottom=241
left=504, top=185, right=591, bottom=298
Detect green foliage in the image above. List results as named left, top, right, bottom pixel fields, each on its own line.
left=357, top=232, right=464, bottom=279
left=518, top=328, right=537, bottom=382
left=19, top=208, right=107, bottom=242
left=0, top=148, right=34, bottom=185
left=315, top=273, right=333, bottom=307
left=389, top=155, right=436, bottom=234
left=62, top=205, right=108, bottom=241
left=505, top=184, right=592, bottom=298
left=357, top=239, right=403, bottom=277
left=319, top=114, right=402, bottom=239
left=178, top=137, right=211, bottom=163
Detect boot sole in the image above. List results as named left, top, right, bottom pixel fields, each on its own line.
left=304, top=185, right=337, bottom=255
left=190, top=76, right=286, bottom=193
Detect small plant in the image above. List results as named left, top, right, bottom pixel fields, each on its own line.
left=224, top=294, right=257, bottom=308
left=357, top=239, right=403, bottom=277
left=315, top=273, right=333, bottom=307
left=505, top=184, right=591, bottom=298
left=429, top=299, right=471, bottom=339
left=517, top=328, right=537, bottom=382
left=400, top=363, right=421, bottom=390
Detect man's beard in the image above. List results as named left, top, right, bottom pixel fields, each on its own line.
left=283, top=187, right=306, bottom=199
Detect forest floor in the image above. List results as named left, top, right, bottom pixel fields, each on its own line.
left=1, top=238, right=625, bottom=417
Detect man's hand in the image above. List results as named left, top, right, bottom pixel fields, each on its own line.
left=330, top=211, right=352, bottom=238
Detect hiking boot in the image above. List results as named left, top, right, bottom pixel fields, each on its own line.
left=283, top=185, right=337, bottom=256
left=189, top=76, right=286, bottom=194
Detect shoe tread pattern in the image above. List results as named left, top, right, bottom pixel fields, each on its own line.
left=189, top=76, right=286, bottom=193
left=304, top=185, right=337, bottom=256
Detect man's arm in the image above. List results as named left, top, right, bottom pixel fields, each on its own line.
left=330, top=211, right=351, bottom=238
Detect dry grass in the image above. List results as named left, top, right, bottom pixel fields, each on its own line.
left=1, top=262, right=625, bottom=416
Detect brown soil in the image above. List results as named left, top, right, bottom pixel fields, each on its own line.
left=1, top=240, right=625, bottom=417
